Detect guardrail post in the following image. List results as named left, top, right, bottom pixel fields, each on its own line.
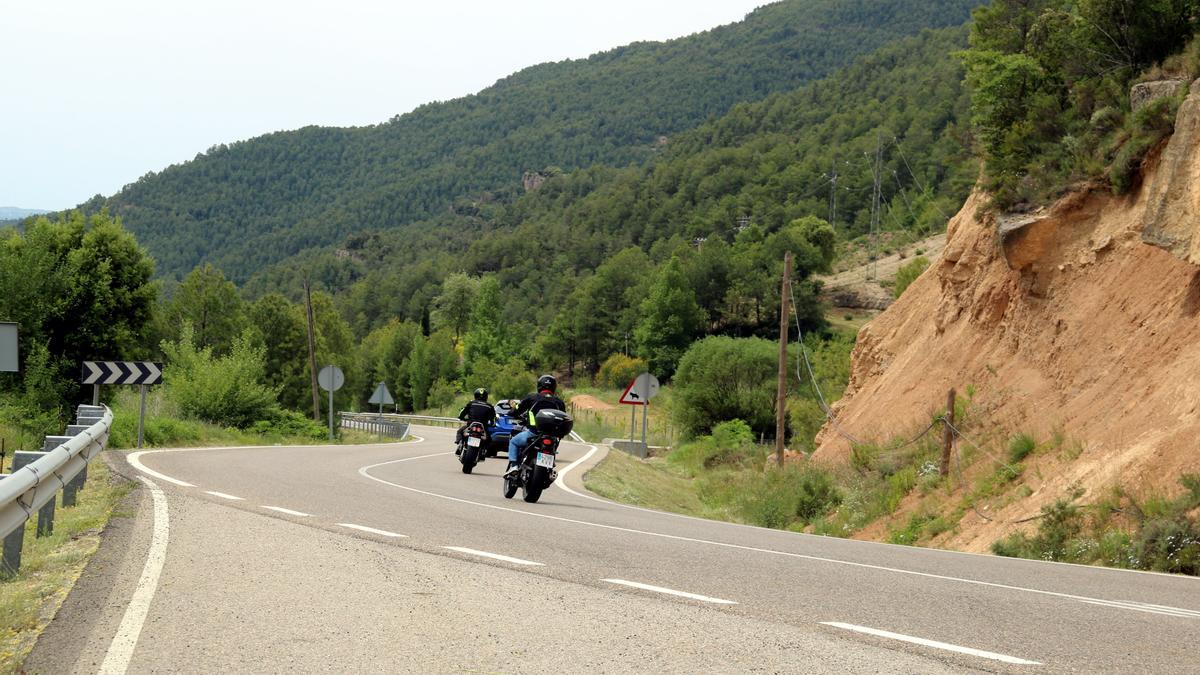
left=16, top=451, right=55, bottom=537
left=0, top=474, right=19, bottom=578
left=61, top=426, right=90, bottom=506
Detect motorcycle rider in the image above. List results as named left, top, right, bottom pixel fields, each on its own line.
left=505, top=374, right=567, bottom=476
left=456, top=388, right=496, bottom=455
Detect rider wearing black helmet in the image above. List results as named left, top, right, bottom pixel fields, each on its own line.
left=456, top=387, right=496, bottom=453
left=505, top=375, right=566, bottom=475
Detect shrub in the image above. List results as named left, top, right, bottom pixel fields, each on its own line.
left=469, top=358, right=535, bottom=401
left=672, top=337, right=777, bottom=436
left=893, top=256, right=930, bottom=298
left=427, top=378, right=459, bottom=410
left=737, top=464, right=841, bottom=529
left=597, top=354, right=648, bottom=389
left=1007, top=433, right=1036, bottom=463
left=161, top=324, right=280, bottom=428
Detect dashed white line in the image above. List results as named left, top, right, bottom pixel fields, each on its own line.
left=261, top=506, right=311, bottom=517
left=337, top=523, right=407, bottom=538
left=204, top=491, right=244, bottom=501
left=820, top=622, right=1041, bottom=666
left=443, top=546, right=544, bottom=566
left=601, top=578, right=737, bottom=605
left=99, top=477, right=170, bottom=674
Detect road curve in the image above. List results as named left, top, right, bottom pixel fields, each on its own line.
left=29, top=427, right=1200, bottom=672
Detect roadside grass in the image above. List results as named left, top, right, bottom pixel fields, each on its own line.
left=0, top=457, right=131, bottom=673
left=106, top=388, right=388, bottom=449
left=583, top=448, right=721, bottom=519
left=824, top=309, right=878, bottom=337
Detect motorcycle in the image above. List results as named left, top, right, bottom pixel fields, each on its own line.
left=486, top=399, right=521, bottom=458
left=457, top=421, right=488, bottom=474
left=503, top=409, right=573, bottom=503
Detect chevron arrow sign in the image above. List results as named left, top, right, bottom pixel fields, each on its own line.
left=81, top=361, right=164, bottom=386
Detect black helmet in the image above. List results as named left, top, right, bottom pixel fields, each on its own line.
left=537, top=374, right=557, bottom=393
left=473, top=387, right=488, bottom=402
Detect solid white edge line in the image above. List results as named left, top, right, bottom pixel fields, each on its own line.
left=261, top=506, right=311, bottom=517
left=820, top=622, right=1041, bottom=665
left=99, top=477, right=170, bottom=675
left=601, top=578, right=736, bottom=605
left=204, top=491, right=243, bottom=501
left=442, top=546, right=544, bottom=566
left=336, top=523, right=407, bottom=538
left=359, top=452, right=1200, bottom=620
left=127, top=451, right=195, bottom=487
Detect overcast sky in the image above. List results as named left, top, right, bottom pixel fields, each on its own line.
left=1, top=0, right=768, bottom=210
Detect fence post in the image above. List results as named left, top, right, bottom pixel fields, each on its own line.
left=17, top=450, right=56, bottom=537
left=61, top=425, right=90, bottom=506
left=940, top=388, right=956, bottom=477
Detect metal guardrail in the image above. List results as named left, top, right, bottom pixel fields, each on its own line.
left=0, top=403, right=113, bottom=576
left=341, top=412, right=587, bottom=444
left=338, top=412, right=410, bottom=439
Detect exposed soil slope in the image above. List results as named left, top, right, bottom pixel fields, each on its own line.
left=814, top=81, right=1200, bottom=551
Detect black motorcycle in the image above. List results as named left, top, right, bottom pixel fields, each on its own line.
left=503, top=409, right=573, bottom=503
left=457, top=421, right=487, bottom=474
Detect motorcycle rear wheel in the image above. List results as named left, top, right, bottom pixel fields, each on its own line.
left=522, top=465, right=548, bottom=503
left=460, top=445, right=478, bottom=474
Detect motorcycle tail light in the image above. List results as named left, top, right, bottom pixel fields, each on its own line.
left=542, top=438, right=553, bottom=446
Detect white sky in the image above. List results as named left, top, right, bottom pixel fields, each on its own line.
left=1, top=0, right=768, bottom=210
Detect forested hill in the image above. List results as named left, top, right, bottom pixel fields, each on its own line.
left=81, top=0, right=983, bottom=282
left=246, top=23, right=977, bottom=364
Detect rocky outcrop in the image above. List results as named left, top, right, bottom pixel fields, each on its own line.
left=522, top=171, right=549, bottom=192
left=814, top=89, right=1200, bottom=552
left=1141, top=79, right=1200, bottom=265
left=1130, top=79, right=1189, bottom=111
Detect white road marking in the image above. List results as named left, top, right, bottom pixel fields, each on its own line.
left=1081, top=599, right=1200, bottom=618
left=126, top=450, right=196, bottom=487
left=359, top=452, right=1200, bottom=621
left=602, top=578, right=736, bottom=605
left=820, top=622, right=1041, bottom=666
left=337, top=523, right=407, bottom=538
left=204, top=491, right=243, bottom=501
left=99, top=477, right=170, bottom=675
left=261, top=506, right=311, bottom=517
left=443, top=546, right=544, bottom=566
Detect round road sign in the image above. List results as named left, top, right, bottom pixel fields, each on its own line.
left=318, top=365, right=345, bottom=392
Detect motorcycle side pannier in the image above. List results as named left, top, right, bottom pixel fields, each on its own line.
left=533, top=409, right=574, bottom=438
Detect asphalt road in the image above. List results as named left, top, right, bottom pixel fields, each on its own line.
left=29, top=427, right=1200, bottom=673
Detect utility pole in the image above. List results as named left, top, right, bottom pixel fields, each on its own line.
left=775, top=251, right=793, bottom=466
left=869, top=133, right=883, bottom=280
left=303, top=275, right=321, bottom=422
left=827, top=156, right=838, bottom=229
left=940, top=388, right=956, bottom=477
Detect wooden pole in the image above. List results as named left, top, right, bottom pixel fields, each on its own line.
left=940, top=388, right=956, bottom=477
left=303, top=275, right=321, bottom=422
left=775, top=251, right=793, bottom=466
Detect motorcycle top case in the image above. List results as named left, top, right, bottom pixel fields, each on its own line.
left=533, top=409, right=574, bottom=438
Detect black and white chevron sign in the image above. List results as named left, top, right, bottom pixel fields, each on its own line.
left=81, top=361, right=163, bottom=386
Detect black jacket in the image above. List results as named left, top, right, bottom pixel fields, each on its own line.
left=515, top=391, right=566, bottom=425
left=458, top=400, right=496, bottom=425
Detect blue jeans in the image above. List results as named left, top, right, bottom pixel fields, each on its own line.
left=508, top=428, right=536, bottom=464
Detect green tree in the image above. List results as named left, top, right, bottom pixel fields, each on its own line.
left=635, top=257, right=705, bottom=377
left=166, top=263, right=246, bottom=354
left=463, top=277, right=509, bottom=374
left=409, top=330, right=459, bottom=410
left=431, top=273, right=479, bottom=343
left=247, top=293, right=309, bottom=410
left=0, top=211, right=156, bottom=419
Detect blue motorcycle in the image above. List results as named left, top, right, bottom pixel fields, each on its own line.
left=486, top=399, right=521, bottom=457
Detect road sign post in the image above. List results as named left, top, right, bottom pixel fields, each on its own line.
left=619, top=373, right=660, bottom=447
left=81, top=361, right=163, bottom=449
left=318, top=365, right=345, bottom=442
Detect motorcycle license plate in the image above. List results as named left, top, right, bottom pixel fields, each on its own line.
left=467, top=437, right=481, bottom=447
left=536, top=452, right=555, bottom=468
